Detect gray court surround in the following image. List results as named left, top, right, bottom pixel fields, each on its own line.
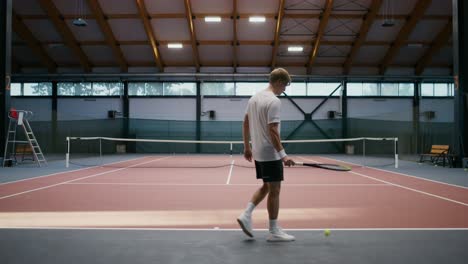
left=0, top=229, right=467, bottom=264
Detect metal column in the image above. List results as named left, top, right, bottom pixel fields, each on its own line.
left=0, top=0, right=12, bottom=158
left=453, top=0, right=468, bottom=165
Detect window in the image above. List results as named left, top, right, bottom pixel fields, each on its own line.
left=308, top=82, right=341, bottom=96
left=202, top=82, right=235, bottom=96
left=381, top=83, right=414, bottom=96
left=10, top=83, right=22, bottom=96
left=20, top=83, right=52, bottom=96
left=129, top=82, right=163, bottom=95
left=421, top=83, right=454, bottom=97
left=349, top=82, right=413, bottom=96
left=163, top=82, right=196, bottom=96
left=92, top=82, right=123, bottom=96
left=347, top=83, right=364, bottom=96
left=434, top=83, right=448, bottom=96
left=284, top=82, right=306, bottom=96
left=235, top=83, right=268, bottom=96
left=362, top=83, right=378, bottom=95
left=58, top=82, right=92, bottom=96
left=398, top=83, right=414, bottom=96
left=58, top=82, right=123, bottom=96
left=380, top=83, right=398, bottom=96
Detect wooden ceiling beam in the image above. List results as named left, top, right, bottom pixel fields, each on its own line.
left=12, top=11, right=57, bottom=73
left=271, top=0, right=286, bottom=69
left=19, top=13, right=452, bottom=21
left=379, top=0, right=432, bottom=75
left=184, top=0, right=200, bottom=71
left=13, top=39, right=451, bottom=48
left=343, top=0, right=383, bottom=75
left=307, top=0, right=334, bottom=74
left=18, top=61, right=453, bottom=69
left=38, top=0, right=92, bottom=72
left=415, top=20, right=452, bottom=75
left=86, top=0, right=127, bottom=72
left=135, top=0, right=163, bottom=71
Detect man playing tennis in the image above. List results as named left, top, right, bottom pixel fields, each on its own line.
left=237, top=68, right=295, bottom=242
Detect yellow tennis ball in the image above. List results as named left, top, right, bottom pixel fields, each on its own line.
left=324, top=229, right=331, bottom=237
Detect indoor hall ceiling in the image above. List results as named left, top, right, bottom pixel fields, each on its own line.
left=10, top=0, right=453, bottom=76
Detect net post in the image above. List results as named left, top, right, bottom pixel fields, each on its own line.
left=394, top=138, right=399, bottom=168
left=230, top=142, right=233, bottom=157
left=65, top=137, right=70, bottom=168
left=99, top=138, right=102, bottom=161
left=362, top=138, right=366, bottom=167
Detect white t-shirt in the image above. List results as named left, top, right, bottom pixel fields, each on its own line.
left=245, top=89, right=282, bottom=161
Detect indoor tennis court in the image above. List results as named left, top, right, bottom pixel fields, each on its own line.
left=1, top=0, right=468, bottom=263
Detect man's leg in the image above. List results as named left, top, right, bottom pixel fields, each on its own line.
left=251, top=183, right=269, bottom=205
left=266, top=182, right=281, bottom=220
left=237, top=183, right=269, bottom=237
left=266, top=181, right=295, bottom=242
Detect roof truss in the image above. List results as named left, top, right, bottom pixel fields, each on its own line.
left=135, top=0, right=163, bottom=71
left=271, top=0, right=286, bottom=69
left=38, top=0, right=92, bottom=72
left=379, top=0, right=433, bottom=75
left=184, top=0, right=200, bottom=71
left=343, top=0, right=383, bottom=74
left=86, top=0, right=128, bottom=72
left=307, top=0, right=334, bottom=74
left=12, top=10, right=57, bottom=73
left=415, top=20, right=452, bottom=75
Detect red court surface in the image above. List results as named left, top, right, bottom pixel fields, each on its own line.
left=0, top=155, right=467, bottom=229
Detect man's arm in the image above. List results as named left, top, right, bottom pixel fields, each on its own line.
left=268, top=123, right=294, bottom=166
left=243, top=114, right=252, bottom=162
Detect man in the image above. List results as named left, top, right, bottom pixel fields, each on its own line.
left=237, top=68, right=295, bottom=242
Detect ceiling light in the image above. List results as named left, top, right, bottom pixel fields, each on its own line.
left=407, top=43, right=424, bottom=48
left=73, top=18, right=88, bottom=27
left=288, top=46, right=303, bottom=52
left=168, top=43, right=183, bottom=49
left=381, top=20, right=395, bottom=27
left=205, top=16, right=221, bottom=23
left=249, top=16, right=266, bottom=23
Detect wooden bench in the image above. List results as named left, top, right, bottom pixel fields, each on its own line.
left=15, top=144, right=34, bottom=162
left=419, top=145, right=454, bottom=167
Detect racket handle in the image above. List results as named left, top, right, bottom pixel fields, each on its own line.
left=295, top=161, right=303, bottom=166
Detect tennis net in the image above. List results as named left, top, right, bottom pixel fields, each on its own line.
left=65, top=136, right=399, bottom=169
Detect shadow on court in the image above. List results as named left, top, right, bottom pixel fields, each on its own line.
left=1, top=229, right=467, bottom=264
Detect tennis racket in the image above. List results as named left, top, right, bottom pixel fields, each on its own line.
left=295, top=161, right=351, bottom=171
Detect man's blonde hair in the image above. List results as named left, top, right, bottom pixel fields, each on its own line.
left=269, top=68, right=291, bottom=85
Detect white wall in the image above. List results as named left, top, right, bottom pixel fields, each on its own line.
left=10, top=97, right=454, bottom=123
left=11, top=98, right=52, bottom=121
left=420, top=98, right=454, bottom=122
left=130, top=98, right=196, bottom=120
left=201, top=97, right=341, bottom=121
left=58, top=98, right=122, bottom=120
left=348, top=98, right=413, bottom=121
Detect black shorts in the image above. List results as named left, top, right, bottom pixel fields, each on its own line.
left=255, top=160, right=284, bottom=182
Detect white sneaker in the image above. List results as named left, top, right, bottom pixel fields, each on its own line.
left=237, top=213, right=254, bottom=237
left=267, top=228, right=295, bottom=242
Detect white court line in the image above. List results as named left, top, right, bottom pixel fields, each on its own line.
left=0, top=156, right=172, bottom=200
left=65, top=182, right=389, bottom=187
left=350, top=171, right=468, bottom=207
left=0, top=156, right=149, bottom=186
left=226, top=160, right=235, bottom=185
left=299, top=156, right=468, bottom=207
left=1, top=227, right=468, bottom=231
left=317, top=155, right=468, bottom=190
